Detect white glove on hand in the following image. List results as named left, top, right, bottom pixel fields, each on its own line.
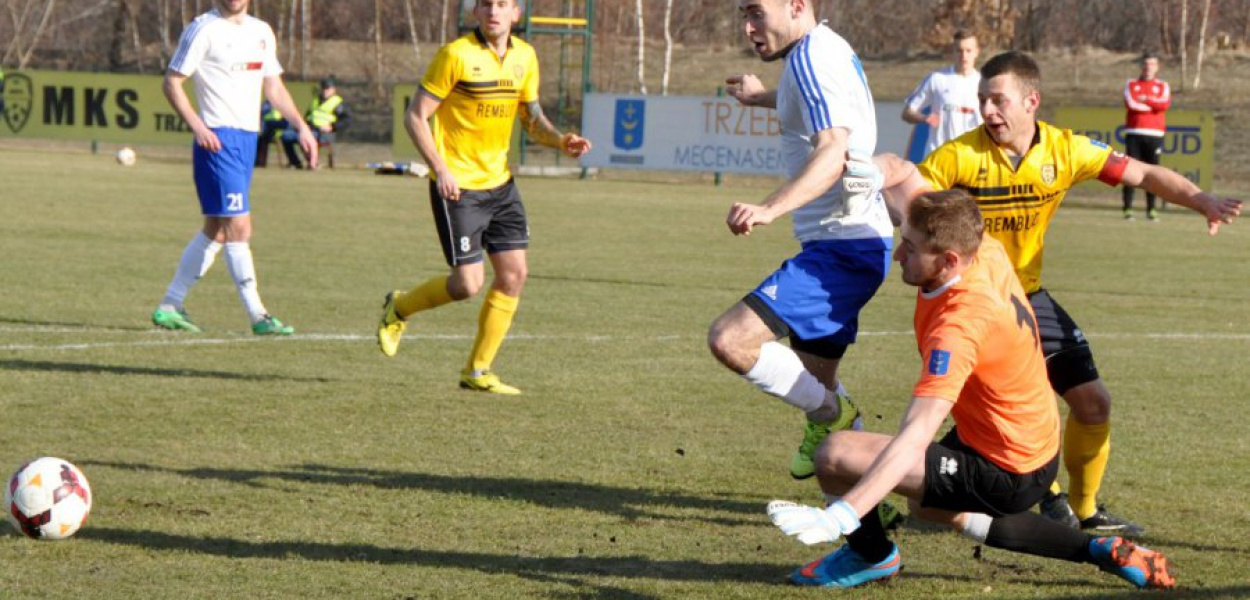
left=767, top=499, right=861, bottom=545
left=840, top=150, right=884, bottom=217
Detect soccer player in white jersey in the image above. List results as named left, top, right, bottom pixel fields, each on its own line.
left=709, top=0, right=894, bottom=491
left=902, top=30, right=983, bottom=158
left=152, top=0, right=315, bottom=335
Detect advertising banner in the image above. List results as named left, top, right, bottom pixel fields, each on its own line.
left=1, top=69, right=317, bottom=145
left=1054, top=106, right=1214, bottom=189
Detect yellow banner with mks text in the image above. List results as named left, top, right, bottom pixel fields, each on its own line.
left=0, top=69, right=317, bottom=144
left=1053, top=107, right=1214, bottom=190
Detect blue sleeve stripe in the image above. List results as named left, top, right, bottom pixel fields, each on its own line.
left=791, top=36, right=831, bottom=131
left=169, top=17, right=208, bottom=71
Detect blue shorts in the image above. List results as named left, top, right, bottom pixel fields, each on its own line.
left=747, top=237, right=892, bottom=344
left=193, top=128, right=258, bottom=217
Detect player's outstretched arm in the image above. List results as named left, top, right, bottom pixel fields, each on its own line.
left=1121, top=159, right=1243, bottom=235
left=727, top=127, right=850, bottom=236
left=874, top=153, right=933, bottom=226
left=520, top=101, right=591, bottom=158
left=725, top=74, right=776, bottom=108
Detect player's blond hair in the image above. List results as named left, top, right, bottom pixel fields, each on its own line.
left=907, top=189, right=984, bottom=258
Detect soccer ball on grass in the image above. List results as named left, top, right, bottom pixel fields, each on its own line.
left=6, top=457, right=92, bottom=540
left=116, top=146, right=137, bottom=166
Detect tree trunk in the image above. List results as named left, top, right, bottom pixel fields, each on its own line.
left=661, top=0, right=673, bottom=95
left=286, top=0, right=297, bottom=68
left=374, top=0, right=384, bottom=96
left=635, top=0, right=647, bottom=94
left=439, top=0, right=449, bottom=44
left=1180, top=0, right=1189, bottom=90
left=128, top=0, right=143, bottom=73
left=404, top=0, right=420, bottom=64
left=1194, top=0, right=1212, bottom=88
left=301, top=0, right=311, bottom=78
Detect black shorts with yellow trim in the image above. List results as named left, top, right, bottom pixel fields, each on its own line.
left=1028, top=288, right=1100, bottom=394
left=429, top=178, right=529, bottom=267
left=921, top=428, right=1058, bottom=517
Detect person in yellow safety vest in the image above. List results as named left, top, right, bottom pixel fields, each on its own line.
left=283, top=77, right=350, bottom=169
left=254, top=99, right=288, bottom=167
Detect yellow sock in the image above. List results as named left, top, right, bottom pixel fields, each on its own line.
left=395, top=275, right=454, bottom=318
left=1063, top=414, right=1111, bottom=520
left=467, top=289, right=519, bottom=374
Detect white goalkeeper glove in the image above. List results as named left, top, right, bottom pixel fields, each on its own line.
left=822, top=151, right=883, bottom=224
left=767, top=499, right=861, bottom=545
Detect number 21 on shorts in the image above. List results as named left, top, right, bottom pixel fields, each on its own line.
left=226, top=193, right=244, bottom=212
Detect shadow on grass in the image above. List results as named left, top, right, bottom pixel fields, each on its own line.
left=0, top=316, right=150, bottom=332
left=80, top=526, right=785, bottom=591
left=84, top=461, right=765, bottom=526
left=0, top=359, right=333, bottom=383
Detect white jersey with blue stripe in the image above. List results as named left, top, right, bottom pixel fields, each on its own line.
left=169, top=9, right=282, bottom=132
left=776, top=24, right=890, bottom=242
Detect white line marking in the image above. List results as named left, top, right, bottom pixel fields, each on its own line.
left=1, top=330, right=1247, bottom=353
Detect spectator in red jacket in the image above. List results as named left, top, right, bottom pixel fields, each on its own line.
left=1122, top=52, right=1171, bottom=221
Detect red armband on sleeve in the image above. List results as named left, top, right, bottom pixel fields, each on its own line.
left=1098, top=151, right=1129, bottom=186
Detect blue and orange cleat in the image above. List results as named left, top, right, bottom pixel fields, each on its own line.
left=1089, top=536, right=1175, bottom=589
left=789, top=543, right=901, bottom=588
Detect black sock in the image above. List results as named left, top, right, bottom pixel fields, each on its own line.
left=985, top=512, right=1094, bottom=563
left=845, top=504, right=894, bottom=564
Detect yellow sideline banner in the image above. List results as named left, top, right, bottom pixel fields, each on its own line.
left=1054, top=107, right=1214, bottom=190
left=1, top=69, right=316, bottom=144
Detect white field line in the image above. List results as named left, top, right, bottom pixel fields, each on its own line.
left=1, top=327, right=1249, bottom=352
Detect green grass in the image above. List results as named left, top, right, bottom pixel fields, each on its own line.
left=1, top=145, right=1248, bottom=599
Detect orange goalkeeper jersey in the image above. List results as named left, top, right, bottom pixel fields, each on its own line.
left=912, top=235, right=1060, bottom=473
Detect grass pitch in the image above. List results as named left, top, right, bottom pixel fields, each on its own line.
left=1, top=145, right=1248, bottom=599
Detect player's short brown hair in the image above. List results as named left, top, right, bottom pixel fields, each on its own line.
left=907, top=189, right=984, bottom=257
left=981, top=51, right=1041, bottom=95
left=953, top=30, right=977, bottom=44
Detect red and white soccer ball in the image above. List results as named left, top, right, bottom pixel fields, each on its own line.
left=6, top=457, right=92, bottom=540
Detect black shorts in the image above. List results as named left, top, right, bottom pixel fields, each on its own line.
left=742, top=294, right=849, bottom=360
left=921, top=428, right=1058, bottom=517
left=1124, top=133, right=1163, bottom=166
left=1028, top=288, right=1100, bottom=395
left=429, top=178, right=529, bottom=266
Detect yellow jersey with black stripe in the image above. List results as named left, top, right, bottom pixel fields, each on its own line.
left=918, top=121, right=1128, bottom=293
left=421, top=29, right=539, bottom=190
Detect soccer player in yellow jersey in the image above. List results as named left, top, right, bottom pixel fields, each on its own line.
left=880, top=51, right=1241, bottom=536
left=377, top=0, right=591, bottom=394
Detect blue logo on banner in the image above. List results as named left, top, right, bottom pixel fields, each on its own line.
left=614, top=99, right=645, bottom=150
left=928, top=349, right=951, bottom=375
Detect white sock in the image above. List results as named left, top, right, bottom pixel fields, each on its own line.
left=960, top=512, right=992, bottom=543
left=743, top=341, right=827, bottom=413
left=160, top=232, right=221, bottom=310
left=224, top=242, right=267, bottom=322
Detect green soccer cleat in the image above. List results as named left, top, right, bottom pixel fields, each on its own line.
left=152, top=308, right=202, bottom=333
left=790, top=391, right=861, bottom=480
left=1147, top=208, right=1160, bottom=222
left=377, top=290, right=407, bottom=357
left=252, top=314, right=294, bottom=336
left=460, top=370, right=521, bottom=395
